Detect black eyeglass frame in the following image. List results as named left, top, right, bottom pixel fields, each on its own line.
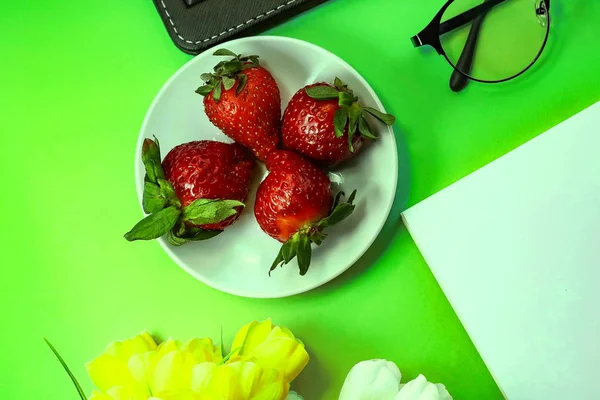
left=410, top=0, right=551, bottom=85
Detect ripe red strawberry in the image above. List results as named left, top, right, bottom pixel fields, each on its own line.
left=281, top=77, right=396, bottom=167
left=196, top=49, right=281, bottom=162
left=254, top=150, right=357, bottom=275
left=125, top=138, right=254, bottom=246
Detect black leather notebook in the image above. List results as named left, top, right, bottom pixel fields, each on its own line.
left=153, top=0, right=330, bottom=55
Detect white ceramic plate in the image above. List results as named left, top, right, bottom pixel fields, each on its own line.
left=135, top=36, right=398, bottom=298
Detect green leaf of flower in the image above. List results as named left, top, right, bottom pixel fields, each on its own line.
left=44, top=338, right=88, bottom=400
left=220, top=326, right=226, bottom=359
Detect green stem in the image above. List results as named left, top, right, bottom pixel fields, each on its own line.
left=44, top=338, right=88, bottom=400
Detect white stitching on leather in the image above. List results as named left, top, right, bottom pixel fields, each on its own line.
left=160, top=0, right=297, bottom=45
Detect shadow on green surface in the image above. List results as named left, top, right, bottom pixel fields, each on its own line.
left=311, top=122, right=412, bottom=294
left=291, top=349, right=330, bottom=399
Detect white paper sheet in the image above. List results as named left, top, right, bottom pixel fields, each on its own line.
left=402, top=102, right=600, bottom=399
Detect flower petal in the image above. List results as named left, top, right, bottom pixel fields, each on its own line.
left=232, top=319, right=274, bottom=356
left=252, top=381, right=289, bottom=400
left=105, top=332, right=157, bottom=362
left=128, top=353, right=155, bottom=393
left=285, top=391, right=304, bottom=400
left=156, top=338, right=181, bottom=355
left=396, top=375, right=453, bottom=400
left=192, top=361, right=289, bottom=400
left=151, top=350, right=198, bottom=394
left=86, top=332, right=158, bottom=392
left=257, top=366, right=289, bottom=400
left=89, top=390, right=113, bottom=400
left=202, top=362, right=239, bottom=398
left=264, top=326, right=295, bottom=341
left=127, top=339, right=182, bottom=395
left=339, top=359, right=401, bottom=400
left=191, top=362, right=219, bottom=392
left=246, top=337, right=309, bottom=382
left=181, top=337, right=222, bottom=363
left=86, top=353, right=136, bottom=393
left=105, top=385, right=148, bottom=400
left=152, top=390, right=201, bottom=400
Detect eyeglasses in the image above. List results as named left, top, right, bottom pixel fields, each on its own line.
left=411, top=0, right=551, bottom=92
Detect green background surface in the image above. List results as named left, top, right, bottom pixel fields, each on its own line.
left=1, top=0, right=599, bottom=398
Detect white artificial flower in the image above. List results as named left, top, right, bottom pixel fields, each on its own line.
left=286, top=391, right=304, bottom=400
left=339, top=359, right=402, bottom=400
left=396, top=374, right=452, bottom=400
left=339, top=359, right=452, bottom=400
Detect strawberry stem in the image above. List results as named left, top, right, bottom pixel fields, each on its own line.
left=269, top=190, right=357, bottom=276
left=195, top=49, right=260, bottom=101
left=305, top=78, right=396, bottom=152
left=125, top=137, right=244, bottom=245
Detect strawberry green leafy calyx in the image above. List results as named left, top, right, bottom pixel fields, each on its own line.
left=195, top=49, right=260, bottom=101
left=124, top=138, right=245, bottom=246
left=305, top=77, right=396, bottom=153
left=270, top=190, right=357, bottom=276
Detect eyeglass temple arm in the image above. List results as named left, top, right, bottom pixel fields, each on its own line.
left=441, top=0, right=506, bottom=36
left=410, top=0, right=506, bottom=48
left=411, top=0, right=551, bottom=48
left=448, top=0, right=551, bottom=91
left=450, top=0, right=495, bottom=92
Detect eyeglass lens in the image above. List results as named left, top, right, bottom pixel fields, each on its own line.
left=439, top=0, right=549, bottom=82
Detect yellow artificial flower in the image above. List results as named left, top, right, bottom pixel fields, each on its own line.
left=48, top=320, right=308, bottom=400
left=89, top=386, right=201, bottom=400
left=192, top=360, right=289, bottom=400
left=86, top=332, right=157, bottom=394
left=230, top=319, right=309, bottom=382
left=88, top=386, right=148, bottom=400
left=86, top=333, right=221, bottom=399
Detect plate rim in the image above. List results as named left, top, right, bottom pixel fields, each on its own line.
left=134, top=35, right=398, bottom=298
